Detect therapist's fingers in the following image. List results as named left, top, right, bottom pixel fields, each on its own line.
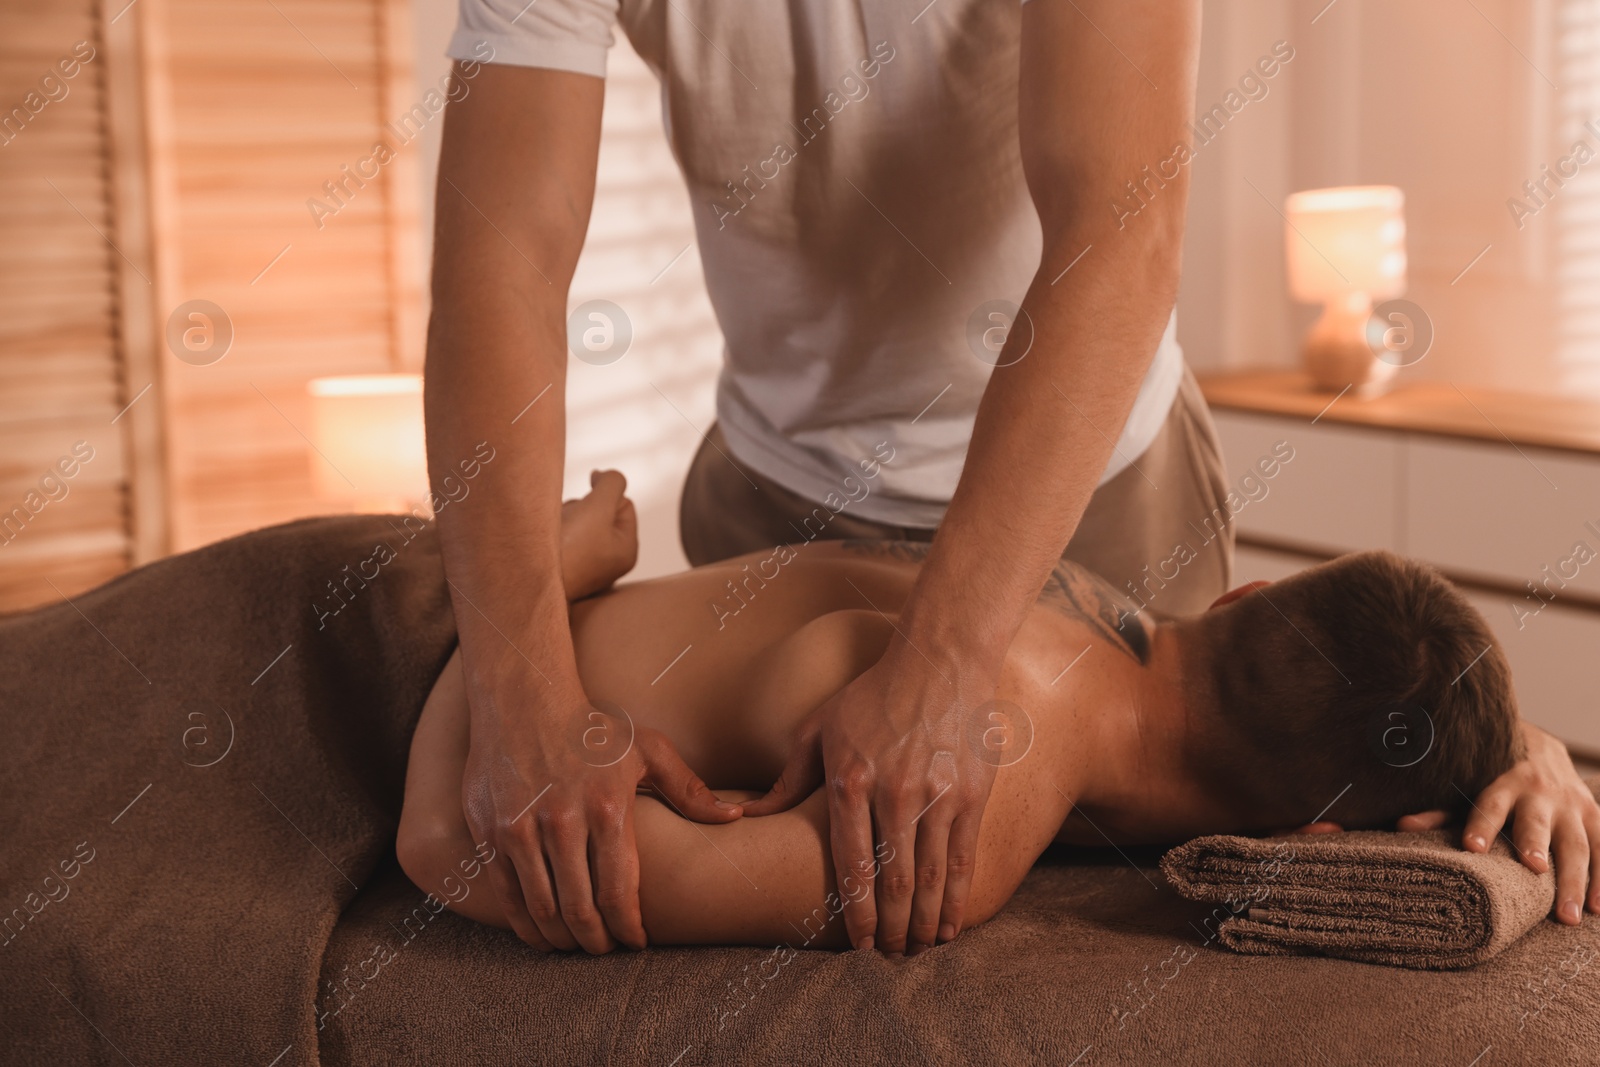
left=937, top=808, right=981, bottom=947
left=590, top=470, right=629, bottom=521
left=741, top=728, right=825, bottom=817
left=589, top=798, right=647, bottom=950
left=494, top=814, right=570, bottom=951
left=516, top=822, right=582, bottom=952
left=640, top=729, right=744, bottom=823
left=1551, top=815, right=1590, bottom=926
left=906, top=808, right=952, bottom=955
left=871, top=801, right=917, bottom=957
left=588, top=469, right=636, bottom=535
left=478, top=833, right=553, bottom=950
left=828, top=777, right=880, bottom=951
left=615, top=493, right=637, bottom=539
left=464, top=793, right=556, bottom=950
left=545, top=818, right=616, bottom=954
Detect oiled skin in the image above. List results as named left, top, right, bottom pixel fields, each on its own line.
left=397, top=540, right=1191, bottom=948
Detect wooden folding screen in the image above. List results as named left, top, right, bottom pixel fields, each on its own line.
left=0, top=0, right=419, bottom=612
left=0, top=0, right=147, bottom=612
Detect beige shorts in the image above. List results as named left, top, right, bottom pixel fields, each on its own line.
left=679, top=365, right=1234, bottom=617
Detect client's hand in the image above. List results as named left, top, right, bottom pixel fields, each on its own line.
left=559, top=469, right=639, bottom=599
left=1398, top=721, right=1599, bottom=925
left=743, top=639, right=998, bottom=957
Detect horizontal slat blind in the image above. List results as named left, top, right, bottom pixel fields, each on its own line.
left=1561, top=0, right=1600, bottom=395
left=0, top=0, right=132, bottom=613
left=150, top=0, right=408, bottom=550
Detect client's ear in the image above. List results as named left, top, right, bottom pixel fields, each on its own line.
left=1209, top=579, right=1272, bottom=611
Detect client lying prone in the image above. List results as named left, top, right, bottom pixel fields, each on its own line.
left=397, top=473, right=1521, bottom=954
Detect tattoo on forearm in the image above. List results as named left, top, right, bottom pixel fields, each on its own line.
left=837, top=539, right=1151, bottom=665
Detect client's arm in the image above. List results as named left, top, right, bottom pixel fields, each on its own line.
left=398, top=664, right=1048, bottom=945
left=397, top=470, right=737, bottom=931
left=399, top=661, right=855, bottom=944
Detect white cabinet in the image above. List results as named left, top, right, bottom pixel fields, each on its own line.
left=1405, top=438, right=1600, bottom=602
left=1465, top=591, right=1600, bottom=750
left=1213, top=413, right=1403, bottom=556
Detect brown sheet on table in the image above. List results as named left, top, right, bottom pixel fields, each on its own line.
left=2, top=516, right=1596, bottom=1066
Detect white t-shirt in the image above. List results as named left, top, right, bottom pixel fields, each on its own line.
left=448, top=0, right=1185, bottom=528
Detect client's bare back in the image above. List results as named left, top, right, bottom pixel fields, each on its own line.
left=563, top=539, right=1152, bottom=785
left=398, top=538, right=1158, bottom=946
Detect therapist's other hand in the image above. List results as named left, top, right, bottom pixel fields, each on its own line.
left=463, top=689, right=741, bottom=954
left=1398, top=721, right=1599, bottom=925
left=743, top=639, right=998, bottom=957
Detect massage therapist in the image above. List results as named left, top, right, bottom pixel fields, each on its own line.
left=422, top=0, right=1600, bottom=956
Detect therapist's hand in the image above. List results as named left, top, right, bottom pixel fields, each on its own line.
left=464, top=693, right=741, bottom=954
left=743, top=638, right=999, bottom=956
left=465, top=474, right=733, bottom=954
left=1398, top=721, right=1599, bottom=925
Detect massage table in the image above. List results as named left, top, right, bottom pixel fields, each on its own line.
left=2, top=517, right=1593, bottom=1065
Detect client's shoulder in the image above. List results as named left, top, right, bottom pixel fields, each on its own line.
left=819, top=540, right=1152, bottom=665
left=1036, top=559, right=1152, bottom=666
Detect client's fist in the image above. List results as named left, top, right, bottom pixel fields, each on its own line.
left=560, top=469, right=639, bottom=599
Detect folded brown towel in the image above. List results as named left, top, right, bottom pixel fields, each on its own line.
left=1160, top=806, right=1584, bottom=970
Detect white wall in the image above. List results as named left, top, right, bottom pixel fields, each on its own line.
left=1180, top=0, right=1572, bottom=396
left=1177, top=0, right=1298, bottom=375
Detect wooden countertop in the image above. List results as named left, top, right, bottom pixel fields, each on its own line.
left=1198, top=369, right=1600, bottom=457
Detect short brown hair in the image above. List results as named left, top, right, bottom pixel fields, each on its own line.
left=1180, top=551, right=1522, bottom=830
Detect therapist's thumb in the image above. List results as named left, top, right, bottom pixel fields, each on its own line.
left=638, top=729, right=743, bottom=823
left=740, top=734, right=824, bottom=818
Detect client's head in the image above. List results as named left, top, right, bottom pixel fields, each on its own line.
left=1177, top=550, right=1522, bottom=832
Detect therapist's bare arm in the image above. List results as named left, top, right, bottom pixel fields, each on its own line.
left=427, top=64, right=734, bottom=956
left=745, top=0, right=1202, bottom=957
left=921, top=7, right=1202, bottom=683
